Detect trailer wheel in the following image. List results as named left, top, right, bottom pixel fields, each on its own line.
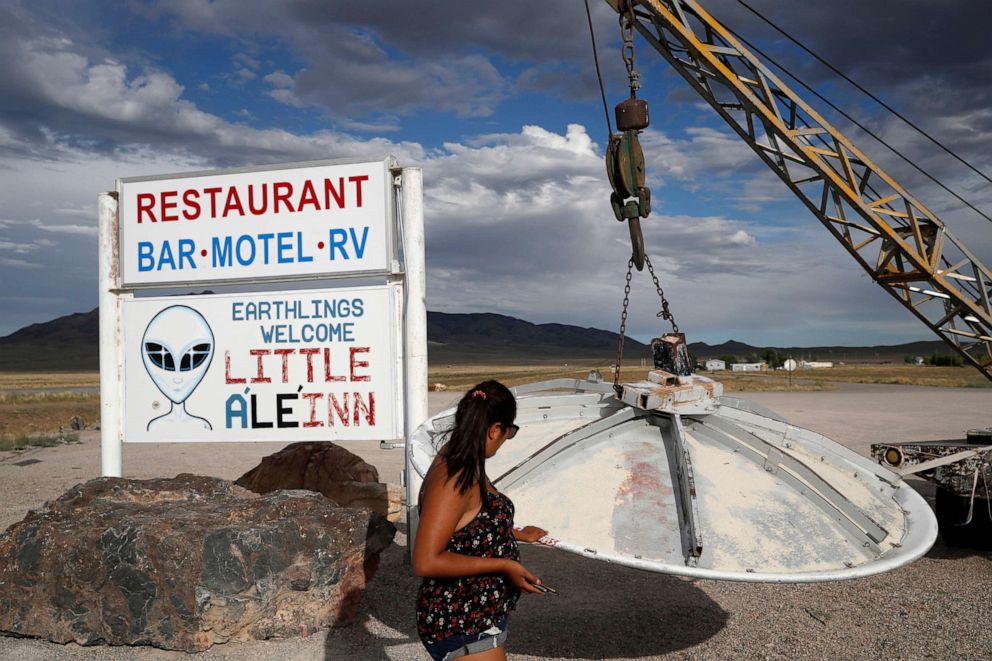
left=935, top=488, right=992, bottom=549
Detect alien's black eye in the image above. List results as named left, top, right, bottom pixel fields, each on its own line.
left=180, top=343, right=212, bottom=371
left=145, top=342, right=176, bottom=370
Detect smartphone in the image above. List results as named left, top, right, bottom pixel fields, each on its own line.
left=532, top=582, right=558, bottom=595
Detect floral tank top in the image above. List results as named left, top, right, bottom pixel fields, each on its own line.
left=416, top=487, right=521, bottom=644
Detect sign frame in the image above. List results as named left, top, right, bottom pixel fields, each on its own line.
left=98, top=159, right=427, bottom=477
left=120, top=283, right=405, bottom=443
left=117, top=156, right=399, bottom=289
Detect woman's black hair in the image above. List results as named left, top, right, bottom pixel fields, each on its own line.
left=441, top=380, right=516, bottom=497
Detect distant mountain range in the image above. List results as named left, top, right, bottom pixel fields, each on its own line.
left=0, top=307, right=950, bottom=371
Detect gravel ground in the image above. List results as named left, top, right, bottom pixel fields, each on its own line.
left=0, top=383, right=990, bottom=660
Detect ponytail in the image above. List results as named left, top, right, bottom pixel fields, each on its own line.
left=441, top=380, right=516, bottom=496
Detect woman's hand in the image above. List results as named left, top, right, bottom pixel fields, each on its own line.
left=514, top=525, right=549, bottom=543
left=502, top=560, right=544, bottom=594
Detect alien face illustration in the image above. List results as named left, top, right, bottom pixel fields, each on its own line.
left=141, top=305, right=214, bottom=404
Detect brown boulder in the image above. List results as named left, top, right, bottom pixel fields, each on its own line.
left=0, top=474, right=395, bottom=651
left=236, top=442, right=403, bottom=521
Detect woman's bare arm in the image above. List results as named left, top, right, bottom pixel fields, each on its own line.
left=412, top=464, right=542, bottom=593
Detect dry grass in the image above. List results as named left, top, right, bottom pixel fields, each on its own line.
left=0, top=432, right=80, bottom=452
left=428, top=361, right=835, bottom=392
left=0, top=391, right=99, bottom=449
left=710, top=371, right=835, bottom=392
left=0, top=371, right=99, bottom=391
left=779, top=364, right=989, bottom=388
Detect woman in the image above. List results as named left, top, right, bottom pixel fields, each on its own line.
left=413, top=380, right=548, bottom=661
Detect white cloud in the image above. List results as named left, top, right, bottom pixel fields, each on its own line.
left=0, top=240, right=39, bottom=254
left=29, top=218, right=97, bottom=236
left=0, top=257, right=42, bottom=269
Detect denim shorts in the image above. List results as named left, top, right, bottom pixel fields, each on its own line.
left=423, top=618, right=508, bottom=661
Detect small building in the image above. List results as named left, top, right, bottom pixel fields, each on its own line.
left=801, top=361, right=834, bottom=369
left=731, top=362, right=767, bottom=372
left=704, top=359, right=726, bottom=371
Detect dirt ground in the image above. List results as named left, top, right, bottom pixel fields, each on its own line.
left=0, top=382, right=990, bottom=660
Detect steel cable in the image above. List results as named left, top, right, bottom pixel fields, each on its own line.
left=732, top=0, right=992, bottom=225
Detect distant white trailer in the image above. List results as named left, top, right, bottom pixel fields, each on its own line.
left=731, top=362, right=766, bottom=372
left=704, top=359, right=726, bottom=371
left=802, top=361, right=834, bottom=369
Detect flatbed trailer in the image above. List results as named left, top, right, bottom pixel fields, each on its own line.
left=872, top=431, right=992, bottom=547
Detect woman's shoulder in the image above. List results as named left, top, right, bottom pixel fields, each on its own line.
left=423, top=455, right=463, bottom=494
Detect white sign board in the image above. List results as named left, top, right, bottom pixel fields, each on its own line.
left=122, top=285, right=402, bottom=442
left=118, top=158, right=394, bottom=287
left=783, top=358, right=797, bottom=372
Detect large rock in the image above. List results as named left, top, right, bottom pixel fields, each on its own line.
left=0, top=474, right=395, bottom=651
left=236, top=442, right=403, bottom=521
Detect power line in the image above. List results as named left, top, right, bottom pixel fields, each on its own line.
left=584, top=0, right=614, bottom=139
left=733, top=0, right=992, bottom=224
left=723, top=26, right=992, bottom=225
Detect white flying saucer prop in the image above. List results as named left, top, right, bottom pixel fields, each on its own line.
left=408, top=372, right=937, bottom=583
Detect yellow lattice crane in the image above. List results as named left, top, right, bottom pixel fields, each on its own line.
left=604, top=0, right=992, bottom=383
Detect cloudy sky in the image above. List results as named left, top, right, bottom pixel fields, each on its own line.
left=1, top=0, right=991, bottom=347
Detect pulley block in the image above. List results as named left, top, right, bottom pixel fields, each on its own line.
left=615, top=96, right=650, bottom=132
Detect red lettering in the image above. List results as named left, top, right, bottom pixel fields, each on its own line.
left=328, top=392, right=350, bottom=427
left=298, top=180, right=319, bottom=212
left=273, top=348, right=293, bottom=383
left=182, top=189, right=201, bottom=220
left=250, top=349, right=271, bottom=383
left=302, top=392, right=324, bottom=428
left=324, top=177, right=345, bottom=209
left=223, top=187, right=245, bottom=218
left=224, top=351, right=245, bottom=384
left=353, top=392, right=375, bottom=426
left=247, top=183, right=268, bottom=215
left=161, top=191, right=178, bottom=222
left=273, top=181, right=295, bottom=213
left=349, top=175, right=368, bottom=208
left=300, top=348, right=320, bottom=382
left=350, top=346, right=370, bottom=382
left=203, top=187, right=222, bottom=218
left=324, top=347, right=346, bottom=382
left=137, top=193, right=157, bottom=223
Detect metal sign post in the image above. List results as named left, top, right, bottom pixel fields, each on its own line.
left=399, top=168, right=428, bottom=547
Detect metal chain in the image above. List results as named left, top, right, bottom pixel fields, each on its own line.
left=613, top=258, right=635, bottom=393
left=645, top=254, right=680, bottom=334
left=614, top=255, right=681, bottom=392
left=619, top=4, right=640, bottom=93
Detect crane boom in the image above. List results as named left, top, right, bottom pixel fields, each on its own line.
left=604, top=0, right=992, bottom=382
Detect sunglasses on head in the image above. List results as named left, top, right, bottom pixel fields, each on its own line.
left=502, top=423, right=519, bottom=439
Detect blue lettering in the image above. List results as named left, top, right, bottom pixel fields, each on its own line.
left=178, top=239, right=196, bottom=269
left=259, top=325, right=275, bottom=343
left=297, top=231, right=313, bottom=263
left=277, top=231, right=293, bottom=264
left=236, top=235, right=255, bottom=266
left=138, top=242, right=154, bottom=272
left=212, top=236, right=233, bottom=267
left=258, top=233, right=274, bottom=264
left=226, top=394, right=248, bottom=429
left=328, top=228, right=349, bottom=260
left=232, top=302, right=244, bottom=321
left=342, top=322, right=354, bottom=342
left=352, top=298, right=364, bottom=317
left=349, top=226, right=369, bottom=259
left=157, top=241, right=176, bottom=271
